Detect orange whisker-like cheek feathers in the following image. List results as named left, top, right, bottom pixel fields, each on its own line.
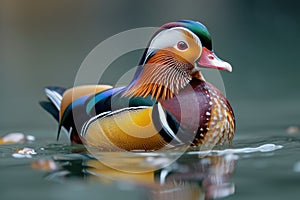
left=124, top=50, right=193, bottom=100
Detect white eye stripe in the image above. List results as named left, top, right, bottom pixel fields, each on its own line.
left=146, top=27, right=202, bottom=59
left=149, top=28, right=187, bottom=50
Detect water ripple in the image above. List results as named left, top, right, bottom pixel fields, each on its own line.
left=187, top=143, right=283, bottom=156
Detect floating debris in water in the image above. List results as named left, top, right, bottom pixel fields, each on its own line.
left=31, top=159, right=59, bottom=171
left=12, top=147, right=37, bottom=158
left=0, top=132, right=35, bottom=145
left=0, top=132, right=25, bottom=144
left=286, top=126, right=299, bottom=134
left=26, top=135, right=36, bottom=141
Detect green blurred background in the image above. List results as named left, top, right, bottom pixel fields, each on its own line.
left=0, top=0, right=299, bottom=136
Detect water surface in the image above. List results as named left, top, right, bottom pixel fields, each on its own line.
left=1, top=125, right=299, bottom=200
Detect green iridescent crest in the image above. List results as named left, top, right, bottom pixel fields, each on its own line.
left=177, top=20, right=212, bottom=50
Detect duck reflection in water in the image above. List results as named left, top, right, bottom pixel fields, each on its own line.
left=46, top=152, right=235, bottom=200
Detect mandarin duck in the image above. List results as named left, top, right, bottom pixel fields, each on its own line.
left=40, top=20, right=235, bottom=151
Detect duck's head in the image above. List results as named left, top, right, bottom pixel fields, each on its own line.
left=125, top=20, right=232, bottom=100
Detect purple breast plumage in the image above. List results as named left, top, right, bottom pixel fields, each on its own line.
left=160, top=78, right=235, bottom=146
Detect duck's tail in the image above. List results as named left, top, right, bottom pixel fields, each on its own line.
left=40, top=87, right=67, bottom=140
left=40, top=87, right=66, bottom=121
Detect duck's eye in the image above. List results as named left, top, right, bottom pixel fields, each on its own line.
left=177, top=41, right=188, bottom=50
